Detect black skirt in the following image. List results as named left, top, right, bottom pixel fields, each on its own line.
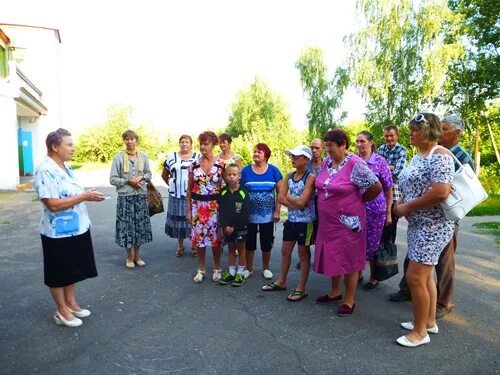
left=41, top=230, right=98, bottom=288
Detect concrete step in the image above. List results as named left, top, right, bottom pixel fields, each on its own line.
left=16, top=180, right=34, bottom=192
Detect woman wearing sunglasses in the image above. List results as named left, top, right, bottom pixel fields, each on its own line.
left=393, top=113, right=455, bottom=347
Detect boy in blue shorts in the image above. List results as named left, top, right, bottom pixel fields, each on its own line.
left=218, top=164, right=249, bottom=287
left=262, top=145, right=316, bottom=301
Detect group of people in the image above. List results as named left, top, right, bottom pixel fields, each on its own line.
left=33, top=112, right=473, bottom=348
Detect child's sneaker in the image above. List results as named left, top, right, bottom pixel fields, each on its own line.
left=243, top=270, right=254, bottom=279
left=193, top=270, right=205, bottom=284
left=212, top=269, right=222, bottom=282
left=232, top=273, right=245, bottom=287
left=219, top=271, right=235, bottom=285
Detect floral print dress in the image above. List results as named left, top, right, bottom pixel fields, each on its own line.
left=399, top=152, right=455, bottom=265
left=189, top=157, right=225, bottom=248
left=363, top=153, right=393, bottom=260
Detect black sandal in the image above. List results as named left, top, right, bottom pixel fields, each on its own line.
left=287, top=289, right=308, bottom=302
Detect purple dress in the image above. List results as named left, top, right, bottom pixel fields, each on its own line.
left=363, top=153, right=393, bottom=260
left=314, top=154, right=379, bottom=277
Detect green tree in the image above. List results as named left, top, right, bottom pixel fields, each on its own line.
left=225, top=77, right=303, bottom=174
left=74, top=104, right=163, bottom=163
left=295, top=47, right=349, bottom=138
left=440, top=0, right=499, bottom=162
left=346, top=0, right=464, bottom=139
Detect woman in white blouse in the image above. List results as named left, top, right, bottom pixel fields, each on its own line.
left=162, top=135, right=199, bottom=256
left=34, top=128, right=105, bottom=328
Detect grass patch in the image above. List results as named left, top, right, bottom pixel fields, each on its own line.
left=1, top=220, right=12, bottom=225
left=472, top=221, right=500, bottom=244
left=467, top=195, right=500, bottom=216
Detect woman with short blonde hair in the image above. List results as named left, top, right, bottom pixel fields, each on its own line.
left=394, top=113, right=455, bottom=347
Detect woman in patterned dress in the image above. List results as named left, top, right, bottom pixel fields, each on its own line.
left=394, top=113, right=455, bottom=347
left=186, top=131, right=225, bottom=283
left=355, top=131, right=393, bottom=290
left=110, top=130, right=153, bottom=269
left=162, top=135, right=199, bottom=257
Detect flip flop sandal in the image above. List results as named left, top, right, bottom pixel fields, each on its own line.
left=287, top=289, right=308, bottom=302
left=262, top=282, right=287, bottom=291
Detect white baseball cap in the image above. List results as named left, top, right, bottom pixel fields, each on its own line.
left=285, top=145, right=312, bottom=160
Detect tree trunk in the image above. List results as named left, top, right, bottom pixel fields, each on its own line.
left=486, top=120, right=500, bottom=164
left=475, top=127, right=480, bottom=173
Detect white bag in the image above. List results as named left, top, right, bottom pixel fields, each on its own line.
left=429, top=145, right=488, bottom=221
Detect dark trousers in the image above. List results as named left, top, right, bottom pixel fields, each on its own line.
left=399, top=224, right=459, bottom=308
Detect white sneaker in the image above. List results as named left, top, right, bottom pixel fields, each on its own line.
left=212, top=269, right=222, bottom=282
left=243, top=270, right=254, bottom=279
left=400, top=321, right=439, bottom=334
left=193, top=270, right=205, bottom=284
left=262, top=269, right=273, bottom=279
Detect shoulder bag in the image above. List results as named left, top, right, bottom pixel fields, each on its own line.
left=147, top=181, right=164, bottom=217
left=429, top=145, right=488, bottom=221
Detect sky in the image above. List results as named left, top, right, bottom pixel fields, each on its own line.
left=2, top=0, right=366, bottom=136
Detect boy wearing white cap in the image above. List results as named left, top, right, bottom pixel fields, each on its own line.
left=262, top=145, right=316, bottom=301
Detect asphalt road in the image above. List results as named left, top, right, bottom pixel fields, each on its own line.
left=0, top=187, right=498, bottom=375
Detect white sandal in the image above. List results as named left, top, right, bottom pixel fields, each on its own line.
left=193, top=270, right=205, bottom=284
left=212, top=269, right=222, bottom=282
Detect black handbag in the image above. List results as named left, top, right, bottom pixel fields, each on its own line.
left=373, top=240, right=399, bottom=281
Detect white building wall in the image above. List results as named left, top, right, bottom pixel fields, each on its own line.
left=3, top=26, right=62, bottom=184
left=0, top=96, right=20, bottom=189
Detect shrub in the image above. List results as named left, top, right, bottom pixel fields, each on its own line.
left=479, top=163, right=500, bottom=195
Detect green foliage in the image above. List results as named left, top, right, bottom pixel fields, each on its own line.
left=225, top=77, right=304, bottom=174
left=74, top=104, right=166, bottom=164
left=346, top=0, right=464, bottom=131
left=342, top=118, right=368, bottom=151
left=440, top=0, right=500, bottom=136
left=478, top=163, right=500, bottom=195
left=295, top=47, right=349, bottom=138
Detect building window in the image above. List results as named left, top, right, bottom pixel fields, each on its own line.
left=0, top=45, right=7, bottom=78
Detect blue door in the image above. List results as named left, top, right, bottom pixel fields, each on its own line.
left=18, top=129, right=34, bottom=175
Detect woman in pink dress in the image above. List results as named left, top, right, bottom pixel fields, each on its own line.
left=314, top=129, right=382, bottom=316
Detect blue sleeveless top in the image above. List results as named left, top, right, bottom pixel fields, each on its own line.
left=287, top=171, right=316, bottom=223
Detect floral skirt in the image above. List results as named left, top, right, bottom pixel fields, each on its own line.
left=115, top=194, right=152, bottom=248
left=366, top=210, right=386, bottom=260
left=190, top=199, right=221, bottom=248
left=165, top=196, right=190, bottom=240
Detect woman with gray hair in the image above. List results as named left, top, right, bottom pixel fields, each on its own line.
left=110, top=130, right=153, bottom=269
left=34, top=128, right=105, bottom=327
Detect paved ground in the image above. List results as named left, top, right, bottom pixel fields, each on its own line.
left=0, top=185, right=499, bottom=375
